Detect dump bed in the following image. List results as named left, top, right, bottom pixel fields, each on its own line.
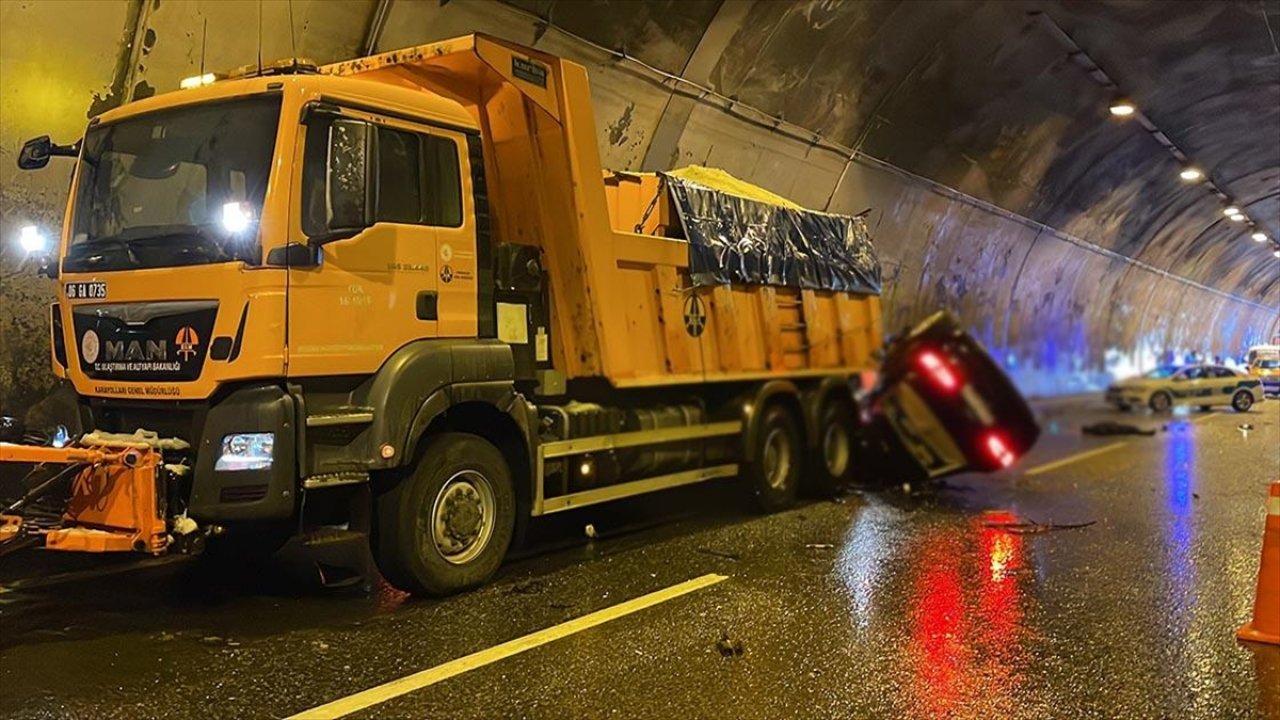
left=326, top=34, right=883, bottom=388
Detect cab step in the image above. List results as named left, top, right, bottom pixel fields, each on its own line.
left=305, top=408, right=375, bottom=427
left=301, top=471, right=370, bottom=490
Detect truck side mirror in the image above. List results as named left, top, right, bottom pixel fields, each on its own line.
left=18, top=135, right=79, bottom=170
left=35, top=254, right=59, bottom=279
left=18, top=136, right=53, bottom=170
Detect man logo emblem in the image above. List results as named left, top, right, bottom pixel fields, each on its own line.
left=683, top=294, right=707, bottom=337
left=440, top=265, right=454, bottom=284
left=82, top=329, right=100, bottom=364
left=175, top=326, right=200, bottom=361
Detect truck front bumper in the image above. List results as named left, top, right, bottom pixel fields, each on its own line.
left=82, top=383, right=298, bottom=523
left=188, top=384, right=297, bottom=522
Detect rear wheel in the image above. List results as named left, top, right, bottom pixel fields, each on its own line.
left=746, top=404, right=803, bottom=512
left=1149, top=391, right=1172, bottom=413
left=373, top=433, right=515, bottom=595
left=810, top=397, right=855, bottom=496
left=1231, top=390, right=1254, bottom=413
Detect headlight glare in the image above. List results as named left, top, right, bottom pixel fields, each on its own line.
left=215, top=432, right=274, bottom=471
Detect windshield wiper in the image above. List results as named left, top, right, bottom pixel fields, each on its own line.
left=66, top=234, right=143, bottom=267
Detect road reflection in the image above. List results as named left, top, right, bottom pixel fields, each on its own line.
left=906, top=518, right=1031, bottom=719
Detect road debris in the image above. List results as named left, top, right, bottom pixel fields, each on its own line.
left=716, top=629, right=745, bottom=657
left=982, top=512, right=1096, bottom=534
left=1082, top=421, right=1155, bottom=436
left=1238, top=423, right=1254, bottom=440
left=804, top=543, right=835, bottom=550
left=696, top=547, right=741, bottom=561
left=584, top=524, right=598, bottom=539
left=507, top=579, right=545, bottom=595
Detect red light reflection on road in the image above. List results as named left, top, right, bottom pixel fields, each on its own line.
left=908, top=523, right=1029, bottom=719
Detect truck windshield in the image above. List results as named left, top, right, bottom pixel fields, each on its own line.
left=65, top=95, right=282, bottom=273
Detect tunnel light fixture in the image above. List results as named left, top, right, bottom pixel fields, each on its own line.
left=18, top=225, right=48, bottom=254
left=1223, top=206, right=1240, bottom=216
left=1108, top=99, right=1136, bottom=117
left=179, top=73, right=218, bottom=90
left=1229, top=212, right=1247, bottom=223
left=1178, top=167, right=1203, bottom=181
left=1274, top=248, right=1280, bottom=259
left=1252, top=232, right=1268, bottom=242
left=221, top=202, right=254, bottom=233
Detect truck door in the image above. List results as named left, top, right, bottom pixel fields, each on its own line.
left=286, top=106, right=476, bottom=378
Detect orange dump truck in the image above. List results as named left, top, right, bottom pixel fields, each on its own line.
left=2, top=34, right=1037, bottom=593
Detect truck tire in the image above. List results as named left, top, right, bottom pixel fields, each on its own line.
left=1231, top=390, right=1254, bottom=413
left=810, top=398, right=855, bottom=496
left=1149, top=391, right=1172, bottom=413
left=373, top=433, right=515, bottom=595
left=746, top=404, right=803, bottom=512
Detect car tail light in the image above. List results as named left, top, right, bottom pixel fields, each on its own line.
left=984, top=432, right=1016, bottom=468
left=918, top=351, right=960, bottom=391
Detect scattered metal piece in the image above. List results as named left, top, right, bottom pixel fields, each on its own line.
left=584, top=523, right=598, bottom=539
left=696, top=547, right=741, bottom=561
left=716, top=629, right=745, bottom=657
left=983, top=516, right=1097, bottom=534
left=804, top=543, right=835, bottom=550
left=507, top=579, right=545, bottom=595
left=1238, top=423, right=1254, bottom=440
left=1082, top=421, right=1155, bottom=436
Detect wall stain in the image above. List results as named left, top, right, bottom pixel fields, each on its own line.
left=606, top=103, right=635, bottom=147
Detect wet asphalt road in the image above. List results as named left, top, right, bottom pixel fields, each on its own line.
left=1, top=397, right=1278, bottom=719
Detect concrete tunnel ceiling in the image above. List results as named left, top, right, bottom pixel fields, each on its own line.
left=1, top=0, right=1279, bottom=405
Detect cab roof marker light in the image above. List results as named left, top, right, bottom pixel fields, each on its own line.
left=180, top=73, right=217, bottom=90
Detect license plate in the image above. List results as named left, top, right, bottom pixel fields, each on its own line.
left=64, top=281, right=107, bottom=300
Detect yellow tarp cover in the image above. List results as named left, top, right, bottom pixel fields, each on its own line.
left=665, top=166, right=803, bottom=210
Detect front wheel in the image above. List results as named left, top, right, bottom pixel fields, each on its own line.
left=373, top=433, right=515, bottom=595
left=1231, top=390, right=1254, bottom=413
left=746, top=404, right=803, bottom=512
left=1149, top=391, right=1172, bottom=413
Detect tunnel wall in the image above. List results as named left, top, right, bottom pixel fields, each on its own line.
left=1, top=0, right=1277, bottom=418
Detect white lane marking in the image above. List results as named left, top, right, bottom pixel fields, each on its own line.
left=0, top=555, right=190, bottom=594
left=288, top=573, right=730, bottom=720
left=1024, top=441, right=1128, bottom=477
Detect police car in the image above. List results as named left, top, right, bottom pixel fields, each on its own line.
left=1106, top=364, right=1265, bottom=413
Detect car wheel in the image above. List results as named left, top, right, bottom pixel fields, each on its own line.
left=1198, top=405, right=1211, bottom=413
left=373, top=433, right=515, bottom=596
left=1231, top=390, right=1254, bottom=413
left=1149, top=391, right=1172, bottom=413
left=1116, top=402, right=1131, bottom=412
left=809, top=397, right=856, bottom=496
left=747, top=403, right=803, bottom=513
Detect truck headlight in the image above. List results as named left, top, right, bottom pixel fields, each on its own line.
left=215, top=432, right=274, bottom=471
